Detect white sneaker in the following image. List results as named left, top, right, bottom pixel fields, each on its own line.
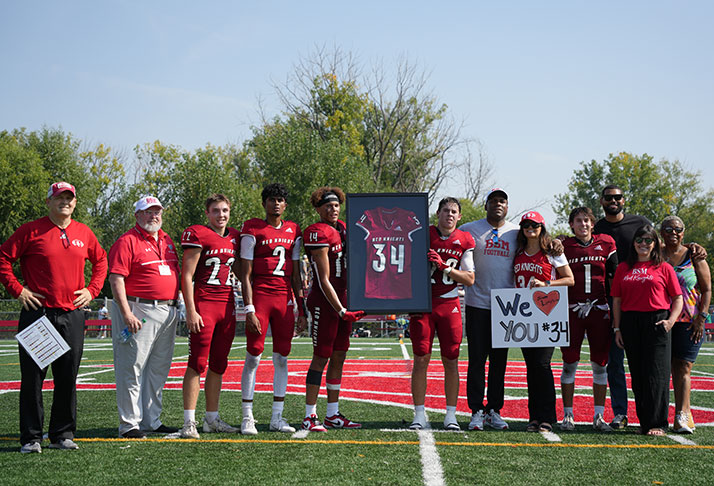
left=593, top=413, right=613, bottom=432
left=443, top=413, right=460, bottom=431
left=48, top=438, right=79, bottom=450
left=241, top=416, right=258, bottom=435
left=269, top=417, right=296, bottom=433
left=180, top=420, right=200, bottom=439
left=409, top=414, right=427, bottom=430
left=674, top=411, right=693, bottom=434
left=468, top=410, right=484, bottom=431
left=560, top=412, right=575, bottom=431
left=203, top=416, right=239, bottom=433
left=484, top=410, right=509, bottom=430
left=20, top=441, right=42, bottom=453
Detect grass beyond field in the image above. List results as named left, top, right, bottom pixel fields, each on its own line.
left=1, top=337, right=713, bottom=485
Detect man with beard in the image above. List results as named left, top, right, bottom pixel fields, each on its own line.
left=108, top=196, right=180, bottom=438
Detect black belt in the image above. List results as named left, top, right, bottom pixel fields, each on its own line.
left=127, top=296, right=176, bottom=307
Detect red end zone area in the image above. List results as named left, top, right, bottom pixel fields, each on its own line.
left=3, top=359, right=713, bottom=426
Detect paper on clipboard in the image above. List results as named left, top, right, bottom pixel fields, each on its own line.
left=15, top=315, right=70, bottom=369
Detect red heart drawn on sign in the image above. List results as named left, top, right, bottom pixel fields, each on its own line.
left=532, top=290, right=560, bottom=316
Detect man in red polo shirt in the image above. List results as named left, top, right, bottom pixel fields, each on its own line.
left=108, top=196, right=180, bottom=439
left=0, top=182, right=107, bottom=453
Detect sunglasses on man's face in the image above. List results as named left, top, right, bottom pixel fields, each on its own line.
left=602, top=194, right=624, bottom=202
left=635, top=237, right=654, bottom=245
left=663, top=227, right=684, bottom=234
left=520, top=222, right=541, bottom=229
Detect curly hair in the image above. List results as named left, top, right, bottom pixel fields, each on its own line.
left=261, top=183, right=289, bottom=203
left=310, top=186, right=345, bottom=208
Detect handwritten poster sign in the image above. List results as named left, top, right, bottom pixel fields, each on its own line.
left=15, top=315, right=70, bottom=369
left=490, top=287, right=570, bottom=348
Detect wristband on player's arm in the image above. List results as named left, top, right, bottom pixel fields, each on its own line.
left=245, top=304, right=256, bottom=314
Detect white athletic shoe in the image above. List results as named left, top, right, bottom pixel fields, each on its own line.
left=484, top=410, right=509, bottom=430
left=203, top=416, right=239, bottom=433
left=241, top=417, right=258, bottom=435
left=48, top=438, right=79, bottom=450
left=560, top=412, right=576, bottom=431
left=468, top=410, right=484, bottom=431
left=180, top=420, right=200, bottom=439
left=593, top=413, right=613, bottom=432
left=673, top=411, right=693, bottom=434
left=269, top=417, right=296, bottom=433
left=20, top=441, right=42, bottom=454
left=443, top=413, right=461, bottom=431
left=409, top=414, right=427, bottom=430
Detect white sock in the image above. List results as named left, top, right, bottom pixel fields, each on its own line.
left=205, top=411, right=218, bottom=424
left=594, top=405, right=605, bottom=417
left=564, top=407, right=573, bottom=416
left=414, top=405, right=425, bottom=414
left=241, top=353, right=261, bottom=401
left=272, top=401, right=284, bottom=419
left=273, top=352, right=288, bottom=397
left=242, top=402, right=254, bottom=419
left=326, top=401, right=339, bottom=417
left=184, top=410, right=196, bottom=423
left=305, top=404, right=317, bottom=418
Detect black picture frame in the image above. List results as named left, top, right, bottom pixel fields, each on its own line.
left=346, top=192, right=431, bottom=314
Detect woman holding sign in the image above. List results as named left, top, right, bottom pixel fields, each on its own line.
left=612, top=225, right=683, bottom=436
left=514, top=211, right=574, bottom=432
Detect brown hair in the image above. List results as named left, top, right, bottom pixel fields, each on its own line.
left=205, top=193, right=231, bottom=211
left=310, top=187, right=345, bottom=208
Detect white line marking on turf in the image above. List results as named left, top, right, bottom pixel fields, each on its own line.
left=541, top=430, right=562, bottom=442
left=399, top=339, right=410, bottom=360
left=667, top=434, right=696, bottom=446
left=417, top=427, right=446, bottom=486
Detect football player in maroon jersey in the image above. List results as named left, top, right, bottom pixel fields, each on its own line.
left=409, top=197, right=475, bottom=431
left=560, top=207, right=618, bottom=432
left=239, top=183, right=306, bottom=435
left=180, top=194, right=241, bottom=439
left=301, top=187, right=364, bottom=432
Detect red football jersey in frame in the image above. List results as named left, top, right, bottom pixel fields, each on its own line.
left=356, top=207, right=423, bottom=299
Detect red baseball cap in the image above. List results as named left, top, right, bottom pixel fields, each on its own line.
left=520, top=211, right=545, bottom=225
left=47, top=181, right=76, bottom=199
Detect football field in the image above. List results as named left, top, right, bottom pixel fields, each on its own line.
left=1, top=336, right=713, bottom=485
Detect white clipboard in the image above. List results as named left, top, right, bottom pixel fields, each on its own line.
left=15, top=315, right=70, bottom=369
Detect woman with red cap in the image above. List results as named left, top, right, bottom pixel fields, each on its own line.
left=513, top=211, right=574, bottom=432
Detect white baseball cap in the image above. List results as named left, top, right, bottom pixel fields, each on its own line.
left=134, top=196, right=164, bottom=213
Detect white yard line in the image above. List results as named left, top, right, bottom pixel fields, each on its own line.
left=666, top=434, right=696, bottom=446
left=417, top=426, right=446, bottom=486
left=399, top=338, right=410, bottom=360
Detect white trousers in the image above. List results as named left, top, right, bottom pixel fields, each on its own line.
left=111, top=300, right=177, bottom=435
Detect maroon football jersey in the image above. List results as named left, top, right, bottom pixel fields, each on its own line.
left=356, top=207, right=423, bottom=299
left=513, top=251, right=557, bottom=289
left=429, top=226, right=475, bottom=298
left=563, top=234, right=617, bottom=303
left=240, top=218, right=302, bottom=293
left=304, top=220, right=347, bottom=293
left=181, top=225, right=240, bottom=301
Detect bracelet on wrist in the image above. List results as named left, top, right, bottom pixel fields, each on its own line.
left=339, top=308, right=347, bottom=318
left=612, top=327, right=620, bottom=332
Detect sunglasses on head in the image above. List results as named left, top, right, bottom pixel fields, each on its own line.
left=602, top=194, right=624, bottom=202
left=663, top=227, right=684, bottom=234
left=520, top=221, right=541, bottom=229
left=635, top=237, right=654, bottom=245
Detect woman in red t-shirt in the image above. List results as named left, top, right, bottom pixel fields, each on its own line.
left=612, top=225, right=682, bottom=436
left=513, top=211, right=574, bottom=432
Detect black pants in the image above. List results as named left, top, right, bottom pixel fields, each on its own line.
left=621, top=310, right=671, bottom=433
left=18, top=307, right=85, bottom=445
left=465, top=306, right=509, bottom=413
left=521, top=347, right=556, bottom=424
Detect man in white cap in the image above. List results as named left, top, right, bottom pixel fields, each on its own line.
left=0, top=182, right=107, bottom=453
left=107, top=196, right=180, bottom=438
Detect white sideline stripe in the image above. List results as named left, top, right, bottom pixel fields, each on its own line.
left=418, top=428, right=446, bottom=486
left=667, top=434, right=696, bottom=446
left=399, top=339, right=410, bottom=360
left=541, top=430, right=562, bottom=442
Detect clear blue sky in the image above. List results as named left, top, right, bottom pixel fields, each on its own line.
left=2, top=1, right=712, bottom=223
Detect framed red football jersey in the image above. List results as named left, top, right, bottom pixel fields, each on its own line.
left=346, top=193, right=431, bottom=313
left=181, top=225, right=240, bottom=301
